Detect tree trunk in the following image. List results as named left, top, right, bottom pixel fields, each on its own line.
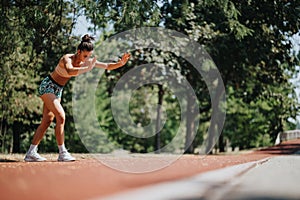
left=218, top=133, right=225, bottom=153
left=185, top=91, right=197, bottom=154
left=205, top=79, right=225, bottom=155
left=1, top=123, right=7, bottom=153
left=12, top=121, right=21, bottom=153
left=155, top=84, right=164, bottom=153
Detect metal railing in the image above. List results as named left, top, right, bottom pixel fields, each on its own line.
left=275, top=130, right=300, bottom=145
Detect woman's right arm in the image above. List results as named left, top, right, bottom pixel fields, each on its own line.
left=63, top=56, right=96, bottom=76
left=64, top=56, right=88, bottom=72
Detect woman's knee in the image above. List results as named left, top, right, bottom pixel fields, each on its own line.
left=41, top=93, right=65, bottom=125
left=55, top=112, right=66, bottom=125
left=42, top=113, right=55, bottom=127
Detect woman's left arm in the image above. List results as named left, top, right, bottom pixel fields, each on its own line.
left=95, top=52, right=130, bottom=70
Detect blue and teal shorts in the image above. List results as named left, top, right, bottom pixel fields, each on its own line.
left=38, top=75, right=64, bottom=98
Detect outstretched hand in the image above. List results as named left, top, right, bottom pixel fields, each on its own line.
left=118, top=52, right=131, bottom=66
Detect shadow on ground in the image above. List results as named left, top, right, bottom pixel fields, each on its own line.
left=0, top=158, right=18, bottom=162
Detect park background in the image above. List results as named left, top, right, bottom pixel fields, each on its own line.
left=1, top=0, right=300, bottom=154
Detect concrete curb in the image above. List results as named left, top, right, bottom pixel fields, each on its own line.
left=222, top=155, right=300, bottom=200
left=96, top=157, right=270, bottom=200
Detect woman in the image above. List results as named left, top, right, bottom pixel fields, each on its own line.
left=24, top=34, right=130, bottom=162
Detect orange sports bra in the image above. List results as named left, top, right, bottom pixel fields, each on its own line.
left=54, top=64, right=73, bottom=78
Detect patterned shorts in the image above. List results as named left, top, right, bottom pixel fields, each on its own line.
left=38, top=75, right=64, bottom=98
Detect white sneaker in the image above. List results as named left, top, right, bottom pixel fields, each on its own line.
left=24, top=150, right=47, bottom=162
left=58, top=151, right=76, bottom=162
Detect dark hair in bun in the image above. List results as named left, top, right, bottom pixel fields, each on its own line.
left=78, top=34, right=94, bottom=51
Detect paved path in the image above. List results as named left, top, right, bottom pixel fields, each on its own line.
left=225, top=153, right=300, bottom=200
left=102, top=153, right=300, bottom=200
left=1, top=139, right=300, bottom=200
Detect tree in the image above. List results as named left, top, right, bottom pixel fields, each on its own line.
left=161, top=0, right=300, bottom=151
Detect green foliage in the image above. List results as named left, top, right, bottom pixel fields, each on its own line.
left=76, top=0, right=161, bottom=33
left=0, top=0, right=79, bottom=153
left=1, top=0, right=299, bottom=154
left=72, top=71, right=114, bottom=153
left=161, top=0, right=300, bottom=151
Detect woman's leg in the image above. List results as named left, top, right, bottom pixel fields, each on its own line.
left=41, top=93, right=65, bottom=145
left=31, top=103, right=55, bottom=145
left=28, top=93, right=74, bottom=161
left=25, top=100, right=56, bottom=161
left=41, top=93, right=74, bottom=161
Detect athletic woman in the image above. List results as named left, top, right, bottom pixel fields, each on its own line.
left=24, top=34, right=130, bottom=162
